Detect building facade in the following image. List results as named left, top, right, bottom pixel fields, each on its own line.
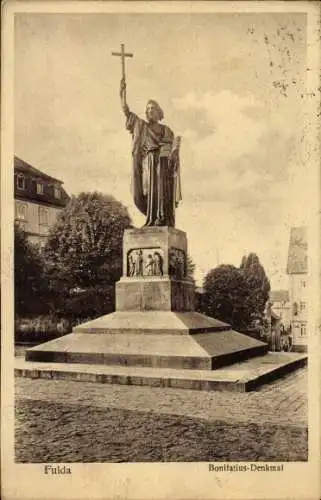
left=14, top=156, right=70, bottom=246
left=269, top=290, right=291, bottom=329
left=286, top=226, right=308, bottom=352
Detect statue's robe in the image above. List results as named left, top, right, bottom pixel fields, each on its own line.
left=126, top=111, right=182, bottom=227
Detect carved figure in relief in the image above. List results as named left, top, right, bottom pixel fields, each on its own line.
left=169, top=250, right=176, bottom=277
left=145, top=254, right=154, bottom=276
left=134, top=249, right=144, bottom=277
left=128, top=248, right=164, bottom=277
left=153, top=252, right=164, bottom=276
left=128, top=253, right=136, bottom=277
left=177, top=252, right=185, bottom=278
left=169, top=249, right=185, bottom=279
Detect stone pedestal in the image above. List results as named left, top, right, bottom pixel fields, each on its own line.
left=116, top=227, right=194, bottom=311
left=25, top=226, right=269, bottom=377
left=116, top=279, right=194, bottom=311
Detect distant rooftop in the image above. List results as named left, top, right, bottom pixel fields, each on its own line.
left=286, top=226, right=308, bottom=275
left=14, top=156, right=63, bottom=184
left=14, top=156, right=70, bottom=208
left=270, top=290, right=290, bottom=303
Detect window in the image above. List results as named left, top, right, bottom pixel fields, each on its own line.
left=37, top=182, right=44, bottom=195
left=16, top=174, right=25, bottom=190
left=54, top=186, right=61, bottom=199
left=15, top=202, right=27, bottom=221
left=300, top=280, right=307, bottom=288
left=39, top=207, right=49, bottom=226
left=300, top=325, right=307, bottom=336
left=300, top=302, right=306, bottom=312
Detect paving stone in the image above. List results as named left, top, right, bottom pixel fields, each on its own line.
left=15, top=367, right=307, bottom=426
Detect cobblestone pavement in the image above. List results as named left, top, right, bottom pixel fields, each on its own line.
left=15, top=366, right=307, bottom=427
left=15, top=400, right=308, bottom=462
left=15, top=360, right=307, bottom=462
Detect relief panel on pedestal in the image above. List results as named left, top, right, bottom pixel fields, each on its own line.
left=169, top=248, right=186, bottom=279
left=127, top=248, right=164, bottom=277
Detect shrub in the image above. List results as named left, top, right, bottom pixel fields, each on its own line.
left=14, top=224, right=49, bottom=317
left=15, top=315, right=72, bottom=344
left=51, top=285, right=115, bottom=322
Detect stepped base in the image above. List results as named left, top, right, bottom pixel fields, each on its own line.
left=25, top=331, right=267, bottom=370
left=25, top=311, right=268, bottom=370
left=17, top=352, right=307, bottom=392
left=72, top=311, right=232, bottom=335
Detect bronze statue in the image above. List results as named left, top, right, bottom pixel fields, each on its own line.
left=113, top=44, right=182, bottom=227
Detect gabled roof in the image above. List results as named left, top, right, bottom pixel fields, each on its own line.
left=14, top=156, right=70, bottom=208
left=286, top=226, right=308, bottom=274
left=270, top=290, right=290, bottom=303
left=14, top=156, right=63, bottom=184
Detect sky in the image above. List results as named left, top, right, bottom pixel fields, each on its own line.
left=14, top=12, right=310, bottom=287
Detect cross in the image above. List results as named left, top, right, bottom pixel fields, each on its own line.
left=111, top=43, right=133, bottom=81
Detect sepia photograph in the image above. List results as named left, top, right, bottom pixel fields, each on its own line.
left=2, top=1, right=320, bottom=499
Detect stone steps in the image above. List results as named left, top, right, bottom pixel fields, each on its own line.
left=72, top=311, right=231, bottom=335
left=25, top=329, right=267, bottom=370
left=16, top=352, right=307, bottom=392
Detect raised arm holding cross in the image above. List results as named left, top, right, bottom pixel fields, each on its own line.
left=112, top=43, right=133, bottom=116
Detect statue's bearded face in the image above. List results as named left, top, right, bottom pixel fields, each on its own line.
left=145, top=102, right=160, bottom=123
left=145, top=100, right=164, bottom=123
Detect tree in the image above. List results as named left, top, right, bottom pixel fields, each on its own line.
left=240, top=253, right=271, bottom=326
left=44, top=192, right=132, bottom=320
left=202, top=265, right=251, bottom=330
left=14, top=224, right=48, bottom=316
left=202, top=254, right=271, bottom=331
